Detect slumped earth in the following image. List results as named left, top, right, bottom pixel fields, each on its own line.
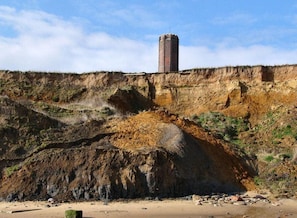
left=0, top=65, right=297, bottom=202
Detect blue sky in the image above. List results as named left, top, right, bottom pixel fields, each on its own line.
left=0, top=0, right=297, bottom=73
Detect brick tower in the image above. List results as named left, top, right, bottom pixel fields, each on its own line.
left=158, top=34, right=179, bottom=72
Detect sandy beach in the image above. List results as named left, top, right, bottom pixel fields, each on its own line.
left=0, top=194, right=297, bottom=218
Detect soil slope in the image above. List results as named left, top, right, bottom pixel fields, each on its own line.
left=0, top=65, right=297, bottom=200
left=0, top=102, right=255, bottom=201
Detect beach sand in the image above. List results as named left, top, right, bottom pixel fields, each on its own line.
left=0, top=197, right=297, bottom=218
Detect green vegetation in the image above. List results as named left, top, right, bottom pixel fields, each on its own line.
left=253, top=176, right=263, bottom=186
left=253, top=111, right=279, bottom=132
left=191, top=112, right=249, bottom=149
left=5, top=164, right=20, bottom=177
left=256, top=161, right=296, bottom=197
left=37, top=102, right=74, bottom=117
left=190, top=109, right=297, bottom=198
left=60, top=87, right=87, bottom=102
left=264, top=155, right=274, bottom=162
left=65, top=210, right=83, bottom=218
left=272, top=125, right=297, bottom=139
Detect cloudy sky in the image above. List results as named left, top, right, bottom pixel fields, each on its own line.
left=0, top=0, right=297, bottom=73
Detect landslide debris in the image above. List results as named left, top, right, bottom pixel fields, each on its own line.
left=0, top=96, right=255, bottom=201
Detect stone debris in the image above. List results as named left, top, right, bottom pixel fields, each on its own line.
left=191, top=193, right=279, bottom=207
left=230, top=195, right=243, bottom=202
left=271, top=202, right=282, bottom=206
left=47, top=198, right=55, bottom=204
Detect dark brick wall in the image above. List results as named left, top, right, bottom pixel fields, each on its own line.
left=158, top=34, right=179, bottom=72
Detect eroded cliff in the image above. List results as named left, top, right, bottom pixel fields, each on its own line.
left=0, top=65, right=297, bottom=201
left=1, top=65, right=297, bottom=123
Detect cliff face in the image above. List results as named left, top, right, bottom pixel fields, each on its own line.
left=1, top=65, right=297, bottom=123
left=0, top=65, right=297, bottom=201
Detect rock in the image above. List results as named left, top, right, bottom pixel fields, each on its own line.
left=218, top=197, right=225, bottom=202
left=98, top=185, right=111, bottom=201
left=192, top=194, right=202, bottom=202
left=84, top=192, right=90, bottom=200
left=47, top=184, right=59, bottom=197
left=195, top=201, right=203, bottom=205
left=154, top=196, right=162, bottom=201
left=192, top=195, right=204, bottom=205
left=47, top=198, right=55, bottom=203
left=72, top=188, right=83, bottom=200
left=6, top=193, right=17, bottom=202
left=204, top=195, right=210, bottom=200
left=254, top=194, right=266, bottom=199
left=233, top=201, right=246, bottom=206
left=17, top=192, right=24, bottom=200
left=181, top=195, right=193, bottom=200
left=230, top=195, right=243, bottom=202
left=211, top=195, right=220, bottom=200
left=271, top=202, right=281, bottom=206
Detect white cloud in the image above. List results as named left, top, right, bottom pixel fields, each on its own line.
left=0, top=6, right=158, bottom=73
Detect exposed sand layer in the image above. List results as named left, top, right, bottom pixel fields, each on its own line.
left=0, top=197, right=296, bottom=218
